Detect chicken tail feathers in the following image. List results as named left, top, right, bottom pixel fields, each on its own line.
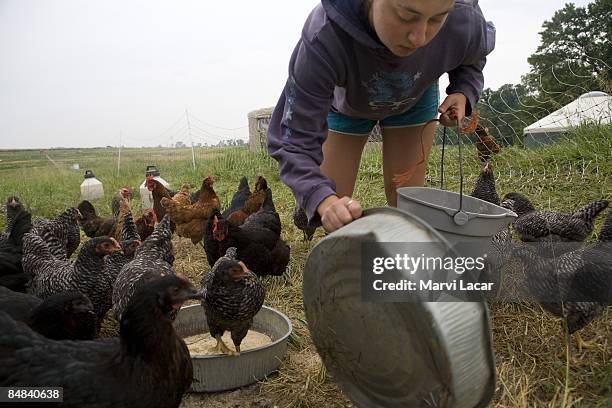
left=572, top=199, right=608, bottom=223
left=238, top=176, right=250, bottom=194
left=7, top=210, right=32, bottom=245
left=261, top=188, right=276, bottom=212
left=597, top=209, right=612, bottom=242
left=77, top=200, right=97, bottom=218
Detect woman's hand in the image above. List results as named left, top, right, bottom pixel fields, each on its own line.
left=317, top=195, right=363, bottom=233
left=438, top=93, right=467, bottom=128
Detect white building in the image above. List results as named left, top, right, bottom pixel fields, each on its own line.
left=522, top=91, right=611, bottom=148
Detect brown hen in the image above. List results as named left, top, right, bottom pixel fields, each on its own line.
left=475, top=125, right=501, bottom=163
left=135, top=208, right=157, bottom=241
left=145, top=177, right=173, bottom=223
left=162, top=176, right=220, bottom=244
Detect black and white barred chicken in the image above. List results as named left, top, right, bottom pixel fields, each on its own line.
left=470, top=161, right=500, bottom=206
left=469, top=162, right=514, bottom=298
left=23, top=233, right=120, bottom=330
left=98, top=206, right=142, bottom=332
left=0, top=286, right=95, bottom=340
left=112, top=214, right=175, bottom=321
left=501, top=192, right=608, bottom=243
left=32, top=207, right=82, bottom=260
left=0, top=274, right=202, bottom=408
left=201, top=247, right=265, bottom=355
left=513, top=208, right=612, bottom=356
left=0, top=209, right=32, bottom=292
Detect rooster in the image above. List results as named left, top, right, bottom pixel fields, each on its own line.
left=161, top=176, right=220, bottom=244
left=474, top=124, right=500, bottom=163
left=225, top=176, right=268, bottom=227
left=201, top=247, right=265, bottom=355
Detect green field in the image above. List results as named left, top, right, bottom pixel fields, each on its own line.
left=1, top=124, right=611, bottom=407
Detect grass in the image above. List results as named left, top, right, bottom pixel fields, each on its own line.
left=0, top=124, right=610, bottom=407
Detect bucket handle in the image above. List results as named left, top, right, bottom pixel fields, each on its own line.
left=440, top=117, right=468, bottom=225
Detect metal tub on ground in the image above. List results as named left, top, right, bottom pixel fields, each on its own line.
left=174, top=304, right=292, bottom=392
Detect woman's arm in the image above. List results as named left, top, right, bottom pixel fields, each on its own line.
left=267, top=34, right=341, bottom=226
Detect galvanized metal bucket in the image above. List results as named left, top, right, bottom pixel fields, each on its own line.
left=398, top=186, right=517, bottom=250
left=303, top=207, right=496, bottom=408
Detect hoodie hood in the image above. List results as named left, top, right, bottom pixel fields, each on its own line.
left=322, top=0, right=385, bottom=50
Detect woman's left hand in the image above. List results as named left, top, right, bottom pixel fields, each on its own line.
left=438, top=93, right=467, bottom=128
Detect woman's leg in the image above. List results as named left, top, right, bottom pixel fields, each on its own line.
left=381, top=122, right=437, bottom=206
left=320, top=130, right=369, bottom=197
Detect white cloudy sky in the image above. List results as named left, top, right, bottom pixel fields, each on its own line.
left=0, top=0, right=594, bottom=148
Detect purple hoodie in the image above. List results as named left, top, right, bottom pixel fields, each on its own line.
left=268, top=0, right=496, bottom=225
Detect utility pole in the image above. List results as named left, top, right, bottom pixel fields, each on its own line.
left=117, top=130, right=122, bottom=177
left=185, top=109, right=196, bottom=171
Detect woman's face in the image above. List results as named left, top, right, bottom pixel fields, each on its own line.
left=369, top=0, right=455, bottom=57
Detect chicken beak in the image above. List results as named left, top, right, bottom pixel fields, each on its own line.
left=234, top=261, right=251, bottom=281
left=74, top=304, right=94, bottom=315
left=185, top=289, right=205, bottom=300
left=110, top=237, right=122, bottom=252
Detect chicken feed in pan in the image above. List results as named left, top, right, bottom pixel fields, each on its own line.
left=184, top=330, right=272, bottom=356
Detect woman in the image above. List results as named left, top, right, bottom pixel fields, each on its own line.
left=268, top=0, right=495, bottom=232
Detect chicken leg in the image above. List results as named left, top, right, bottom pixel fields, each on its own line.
left=557, top=331, right=571, bottom=359
left=211, top=335, right=238, bottom=356
left=574, top=332, right=598, bottom=353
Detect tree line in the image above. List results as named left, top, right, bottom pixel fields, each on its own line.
left=461, top=0, right=610, bottom=146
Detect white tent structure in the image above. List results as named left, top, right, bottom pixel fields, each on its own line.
left=522, top=91, right=612, bottom=148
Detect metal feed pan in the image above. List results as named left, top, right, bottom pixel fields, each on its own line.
left=174, top=304, right=292, bottom=392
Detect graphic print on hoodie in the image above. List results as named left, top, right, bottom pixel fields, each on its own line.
left=363, top=70, right=422, bottom=112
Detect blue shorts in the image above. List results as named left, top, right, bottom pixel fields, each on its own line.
left=327, top=82, right=439, bottom=135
